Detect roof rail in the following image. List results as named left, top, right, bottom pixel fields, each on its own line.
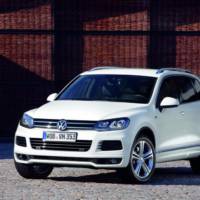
left=156, top=68, right=192, bottom=74
left=90, top=66, right=120, bottom=71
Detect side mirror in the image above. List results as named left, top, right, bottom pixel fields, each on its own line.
left=160, top=97, right=179, bottom=110
left=47, top=93, right=58, bottom=102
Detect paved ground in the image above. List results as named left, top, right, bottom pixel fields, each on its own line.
left=0, top=143, right=200, bottom=200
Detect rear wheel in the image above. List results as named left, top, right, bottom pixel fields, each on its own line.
left=118, top=136, right=156, bottom=183
left=14, top=161, right=53, bottom=179
left=190, top=157, right=200, bottom=174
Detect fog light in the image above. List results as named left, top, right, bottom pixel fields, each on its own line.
left=16, top=154, right=30, bottom=161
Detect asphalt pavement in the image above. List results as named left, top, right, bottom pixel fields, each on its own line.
left=0, top=143, right=200, bottom=200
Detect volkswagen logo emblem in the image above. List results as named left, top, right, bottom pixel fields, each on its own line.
left=57, top=119, right=68, bottom=131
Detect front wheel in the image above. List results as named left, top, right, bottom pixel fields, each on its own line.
left=14, top=161, right=53, bottom=179
left=118, top=137, right=156, bottom=183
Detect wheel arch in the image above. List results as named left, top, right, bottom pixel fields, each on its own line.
left=135, top=127, right=156, bottom=148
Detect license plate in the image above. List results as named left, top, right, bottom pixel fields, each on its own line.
left=43, top=131, right=77, bottom=142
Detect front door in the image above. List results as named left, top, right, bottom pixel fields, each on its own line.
left=155, top=76, right=187, bottom=154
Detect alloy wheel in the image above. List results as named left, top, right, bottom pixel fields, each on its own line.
left=131, top=140, right=154, bottom=180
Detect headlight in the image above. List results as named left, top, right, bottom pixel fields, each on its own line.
left=20, top=113, right=34, bottom=128
left=95, top=118, right=130, bottom=131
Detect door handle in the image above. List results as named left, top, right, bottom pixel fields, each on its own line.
left=180, top=111, right=185, bottom=115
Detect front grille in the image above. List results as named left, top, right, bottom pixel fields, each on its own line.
left=30, top=138, right=92, bottom=152
left=16, top=136, right=27, bottom=147
left=33, top=119, right=96, bottom=130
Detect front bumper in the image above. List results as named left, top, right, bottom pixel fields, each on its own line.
left=14, top=125, right=132, bottom=168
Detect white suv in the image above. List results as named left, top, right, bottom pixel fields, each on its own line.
left=14, top=67, right=200, bottom=183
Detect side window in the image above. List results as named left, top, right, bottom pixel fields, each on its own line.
left=179, top=77, right=196, bottom=103
left=191, top=78, right=200, bottom=101
left=156, top=77, right=181, bottom=107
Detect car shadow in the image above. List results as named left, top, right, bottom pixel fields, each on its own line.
left=49, top=167, right=200, bottom=186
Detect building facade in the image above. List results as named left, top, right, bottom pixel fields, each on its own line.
left=1, top=0, right=200, bottom=137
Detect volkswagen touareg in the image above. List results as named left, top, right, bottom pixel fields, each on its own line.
left=14, top=67, right=200, bottom=183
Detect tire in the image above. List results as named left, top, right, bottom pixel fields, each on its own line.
left=190, top=157, right=200, bottom=174
left=118, top=136, right=156, bottom=183
left=14, top=161, right=53, bottom=179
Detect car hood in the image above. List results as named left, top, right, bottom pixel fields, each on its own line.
left=31, top=100, right=146, bottom=121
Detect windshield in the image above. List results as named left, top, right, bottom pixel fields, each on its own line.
left=57, top=75, right=157, bottom=104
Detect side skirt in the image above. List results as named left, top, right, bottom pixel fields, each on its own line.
left=156, top=145, right=200, bottom=163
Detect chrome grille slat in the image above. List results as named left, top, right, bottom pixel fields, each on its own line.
left=32, top=143, right=90, bottom=148
left=38, top=146, right=88, bottom=150
left=30, top=138, right=92, bottom=152
left=33, top=119, right=96, bottom=130
left=31, top=138, right=91, bottom=143
left=34, top=121, right=57, bottom=124
left=31, top=143, right=91, bottom=147
left=34, top=125, right=57, bottom=129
